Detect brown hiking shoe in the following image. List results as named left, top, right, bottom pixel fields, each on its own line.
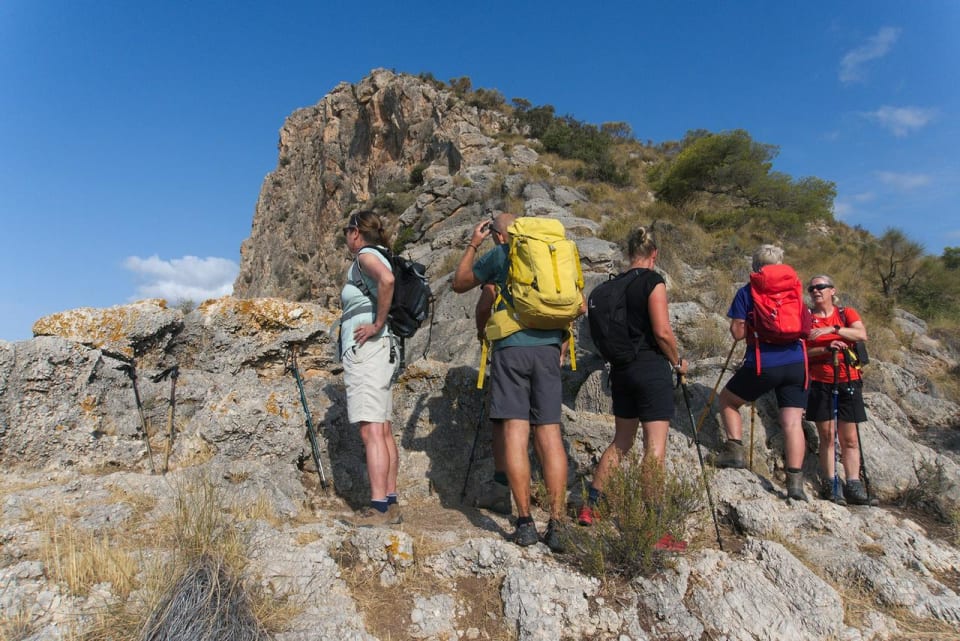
left=474, top=482, right=512, bottom=515
left=345, top=506, right=394, bottom=528
left=387, top=503, right=403, bottom=524
left=716, top=440, right=746, bottom=469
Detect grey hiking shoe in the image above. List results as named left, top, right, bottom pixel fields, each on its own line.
left=716, top=440, right=746, bottom=469
left=542, top=519, right=566, bottom=553
left=474, top=482, right=512, bottom=515
left=786, top=471, right=809, bottom=502
left=511, top=521, right=539, bottom=547
left=844, top=479, right=877, bottom=506
left=819, top=478, right=846, bottom=505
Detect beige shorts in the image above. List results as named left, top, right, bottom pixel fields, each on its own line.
left=343, top=335, right=397, bottom=424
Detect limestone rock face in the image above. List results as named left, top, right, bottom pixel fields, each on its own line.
left=233, top=68, right=514, bottom=306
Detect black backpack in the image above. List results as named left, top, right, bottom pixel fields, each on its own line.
left=357, top=246, right=432, bottom=338
left=587, top=269, right=644, bottom=366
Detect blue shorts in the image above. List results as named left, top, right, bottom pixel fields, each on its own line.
left=724, top=361, right=807, bottom=408
left=489, top=345, right=562, bottom=425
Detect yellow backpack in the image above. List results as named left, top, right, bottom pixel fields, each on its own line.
left=477, top=217, right=585, bottom=387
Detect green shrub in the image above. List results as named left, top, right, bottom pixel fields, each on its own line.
left=563, top=453, right=703, bottom=579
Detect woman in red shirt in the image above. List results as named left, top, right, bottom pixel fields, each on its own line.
left=805, top=275, right=872, bottom=505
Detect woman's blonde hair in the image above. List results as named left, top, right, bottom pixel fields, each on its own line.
left=752, top=244, right=784, bottom=272
left=627, top=226, right=657, bottom=260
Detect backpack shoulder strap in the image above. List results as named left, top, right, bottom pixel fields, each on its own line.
left=837, top=306, right=848, bottom=326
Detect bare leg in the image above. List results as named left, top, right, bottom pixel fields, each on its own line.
left=719, top=388, right=746, bottom=440
left=838, top=420, right=861, bottom=479
left=360, top=421, right=389, bottom=500
left=533, top=423, right=568, bottom=520
left=592, top=417, right=640, bottom=493
left=383, top=421, right=399, bottom=495
left=503, top=418, right=532, bottom=517
left=780, top=407, right=807, bottom=469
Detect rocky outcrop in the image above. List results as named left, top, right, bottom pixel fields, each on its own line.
left=3, top=70, right=960, bottom=640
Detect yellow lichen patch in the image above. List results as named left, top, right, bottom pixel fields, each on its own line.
left=385, top=534, right=413, bottom=562
left=264, top=393, right=289, bottom=419
left=79, top=396, right=97, bottom=413
left=198, top=296, right=338, bottom=335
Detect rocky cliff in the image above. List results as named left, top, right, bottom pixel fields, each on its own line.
left=2, top=70, right=960, bottom=640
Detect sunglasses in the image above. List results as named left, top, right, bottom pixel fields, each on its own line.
left=342, top=225, right=357, bottom=235
left=808, top=283, right=833, bottom=293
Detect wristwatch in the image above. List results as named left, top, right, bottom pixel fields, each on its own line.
left=833, top=325, right=841, bottom=333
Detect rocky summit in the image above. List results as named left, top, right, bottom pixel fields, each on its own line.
left=2, top=69, right=959, bottom=640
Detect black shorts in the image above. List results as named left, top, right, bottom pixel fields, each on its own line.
left=724, top=361, right=808, bottom=408
left=610, top=357, right=675, bottom=422
left=805, top=379, right=868, bottom=423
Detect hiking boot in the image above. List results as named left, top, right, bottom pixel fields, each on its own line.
left=785, top=471, right=809, bottom=502
left=844, top=479, right=877, bottom=506
left=474, top=482, right=512, bottom=515
left=716, top=440, right=746, bottom=469
left=346, top=506, right=394, bottom=528
left=542, top=519, right=566, bottom=553
left=511, top=520, right=539, bottom=547
left=387, top=502, right=403, bottom=524
left=577, top=504, right=596, bottom=527
left=819, top=478, right=846, bottom=505
left=653, top=533, right=688, bottom=552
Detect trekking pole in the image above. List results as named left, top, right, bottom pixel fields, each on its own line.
left=286, top=347, right=328, bottom=491
left=748, top=403, right=756, bottom=471
left=691, top=340, right=739, bottom=444
left=460, top=392, right=488, bottom=504
left=831, top=349, right=843, bottom=504
left=679, top=372, right=723, bottom=551
left=116, top=360, right=156, bottom=475
left=151, top=365, right=179, bottom=474
left=855, top=423, right=878, bottom=506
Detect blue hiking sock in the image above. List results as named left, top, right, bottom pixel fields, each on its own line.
left=370, top=499, right=389, bottom=513
left=493, top=471, right=509, bottom=487
left=588, top=486, right=603, bottom=506
left=386, top=493, right=398, bottom=505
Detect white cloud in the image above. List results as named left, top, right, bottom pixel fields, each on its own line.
left=864, top=106, right=937, bottom=137
left=875, top=171, right=931, bottom=190
left=833, top=201, right=853, bottom=219
left=124, top=255, right=238, bottom=303
left=839, top=26, right=900, bottom=84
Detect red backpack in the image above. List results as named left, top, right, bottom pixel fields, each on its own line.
left=747, top=264, right=811, bottom=377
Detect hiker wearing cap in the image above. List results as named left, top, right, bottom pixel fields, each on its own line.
left=578, top=227, right=688, bottom=550
left=716, top=244, right=811, bottom=501
left=340, top=210, right=402, bottom=527
left=805, top=275, right=873, bottom=505
left=453, top=212, right=574, bottom=552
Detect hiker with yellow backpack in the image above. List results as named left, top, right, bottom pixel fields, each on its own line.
left=453, top=212, right=585, bottom=552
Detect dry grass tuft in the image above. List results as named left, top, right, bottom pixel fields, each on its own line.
left=38, top=513, right=139, bottom=599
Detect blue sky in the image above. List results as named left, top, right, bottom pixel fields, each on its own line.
left=1, top=1, right=957, bottom=341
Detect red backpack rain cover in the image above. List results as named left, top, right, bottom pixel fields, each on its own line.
left=747, top=264, right=811, bottom=377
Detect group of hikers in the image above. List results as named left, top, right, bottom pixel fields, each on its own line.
left=335, top=209, right=874, bottom=552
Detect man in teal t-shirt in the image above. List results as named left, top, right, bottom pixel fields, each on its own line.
left=452, top=213, right=569, bottom=552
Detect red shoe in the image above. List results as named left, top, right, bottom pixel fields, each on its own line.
left=577, top=504, right=595, bottom=526
left=653, top=533, right=688, bottom=552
